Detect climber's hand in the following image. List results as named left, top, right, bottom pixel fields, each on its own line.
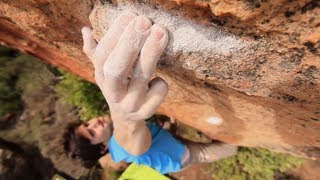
left=82, top=11, right=168, bottom=123
left=81, top=11, right=169, bottom=155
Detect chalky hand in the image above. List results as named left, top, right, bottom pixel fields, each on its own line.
left=81, top=11, right=169, bottom=155
left=82, top=11, right=169, bottom=124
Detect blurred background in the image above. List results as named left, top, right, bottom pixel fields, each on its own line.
left=0, top=45, right=319, bottom=180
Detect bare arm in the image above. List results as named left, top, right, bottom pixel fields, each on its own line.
left=113, top=121, right=151, bottom=156
left=81, top=11, right=169, bottom=156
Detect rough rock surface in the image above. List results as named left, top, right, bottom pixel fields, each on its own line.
left=0, top=0, right=319, bottom=159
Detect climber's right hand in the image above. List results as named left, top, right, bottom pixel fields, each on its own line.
left=81, top=11, right=169, bottom=155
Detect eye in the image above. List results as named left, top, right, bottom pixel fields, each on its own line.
left=88, top=129, right=95, bottom=137
left=83, top=122, right=89, bottom=127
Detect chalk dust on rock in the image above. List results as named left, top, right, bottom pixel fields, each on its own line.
left=93, top=3, right=247, bottom=56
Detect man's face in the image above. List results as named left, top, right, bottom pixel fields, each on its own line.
left=75, top=116, right=113, bottom=145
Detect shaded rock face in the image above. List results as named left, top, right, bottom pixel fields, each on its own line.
left=0, top=0, right=319, bottom=159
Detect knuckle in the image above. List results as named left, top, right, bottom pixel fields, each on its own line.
left=102, top=64, right=120, bottom=81
left=132, top=73, right=149, bottom=83
left=123, top=100, right=141, bottom=113
left=106, top=93, right=122, bottom=103
left=126, top=106, right=138, bottom=114
left=103, top=71, right=121, bottom=82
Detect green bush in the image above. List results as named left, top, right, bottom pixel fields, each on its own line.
left=54, top=72, right=108, bottom=121
left=211, top=147, right=304, bottom=180
left=0, top=47, right=24, bottom=117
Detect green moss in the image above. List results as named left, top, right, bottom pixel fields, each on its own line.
left=176, top=122, right=212, bottom=143
left=54, top=71, right=108, bottom=121
left=211, top=147, right=304, bottom=180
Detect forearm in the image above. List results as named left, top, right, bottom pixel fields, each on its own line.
left=113, top=120, right=151, bottom=156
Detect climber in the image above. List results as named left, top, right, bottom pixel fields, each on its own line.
left=63, top=11, right=237, bottom=174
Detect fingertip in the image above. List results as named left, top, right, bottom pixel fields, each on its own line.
left=133, top=16, right=152, bottom=33
left=120, top=10, right=137, bottom=21
left=150, top=24, right=168, bottom=41
left=115, top=10, right=137, bottom=29
left=81, top=26, right=97, bottom=57
left=81, top=26, right=92, bottom=36
left=149, top=77, right=168, bottom=93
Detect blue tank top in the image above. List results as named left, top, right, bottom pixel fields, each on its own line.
left=108, top=122, right=185, bottom=174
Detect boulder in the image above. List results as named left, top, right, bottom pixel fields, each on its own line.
left=0, top=0, right=319, bottom=159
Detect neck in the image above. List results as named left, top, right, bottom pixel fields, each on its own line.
left=103, top=121, right=114, bottom=146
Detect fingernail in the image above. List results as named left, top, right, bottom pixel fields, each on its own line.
left=119, top=11, right=136, bottom=24
left=134, top=16, right=151, bottom=33
left=151, top=26, right=165, bottom=41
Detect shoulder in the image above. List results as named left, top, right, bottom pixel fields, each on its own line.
left=108, top=136, right=132, bottom=162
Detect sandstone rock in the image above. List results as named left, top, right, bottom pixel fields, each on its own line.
left=0, top=0, right=319, bottom=159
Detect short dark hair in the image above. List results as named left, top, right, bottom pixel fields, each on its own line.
left=62, top=122, right=108, bottom=168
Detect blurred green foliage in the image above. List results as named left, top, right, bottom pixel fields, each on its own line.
left=211, top=147, right=304, bottom=180
left=54, top=71, right=108, bottom=121
left=0, top=46, right=24, bottom=117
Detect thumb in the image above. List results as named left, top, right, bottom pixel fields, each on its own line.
left=81, top=26, right=97, bottom=59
